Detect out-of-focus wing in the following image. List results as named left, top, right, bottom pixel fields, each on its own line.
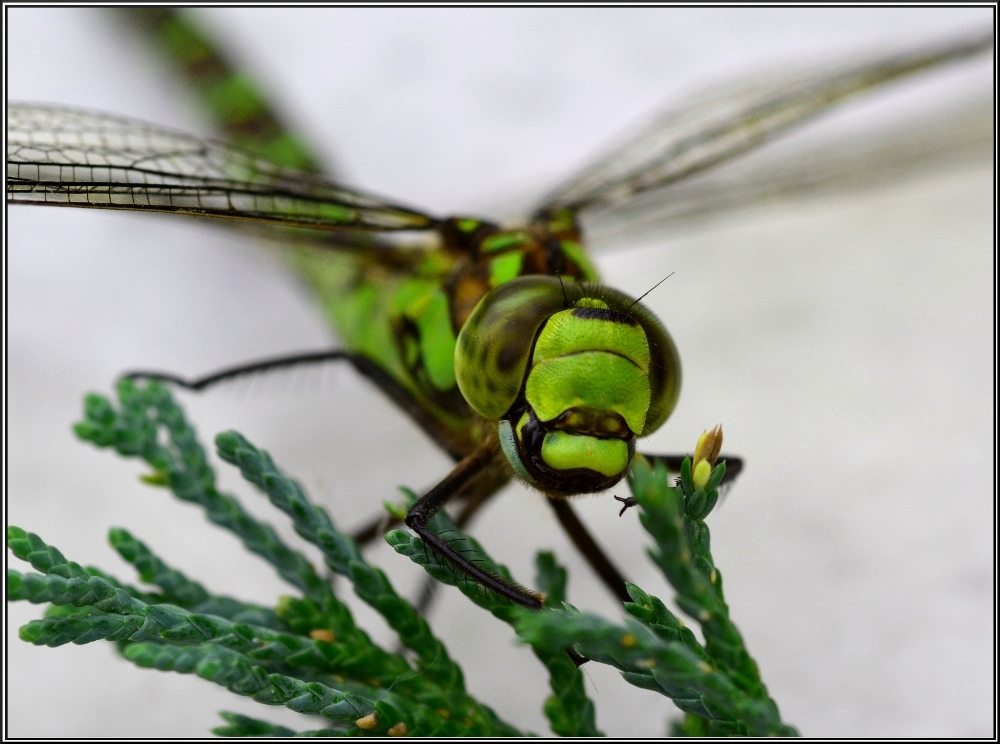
left=535, top=29, right=993, bottom=219
left=7, top=104, right=439, bottom=231
left=583, top=94, right=993, bottom=246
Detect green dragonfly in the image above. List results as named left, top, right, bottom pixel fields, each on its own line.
left=7, top=9, right=993, bottom=613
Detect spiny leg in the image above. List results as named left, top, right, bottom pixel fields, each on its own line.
left=412, top=481, right=501, bottom=615
left=123, top=349, right=467, bottom=461
left=404, top=439, right=543, bottom=610
left=405, top=466, right=588, bottom=666
left=548, top=498, right=631, bottom=604
left=352, top=465, right=504, bottom=615
left=350, top=446, right=497, bottom=552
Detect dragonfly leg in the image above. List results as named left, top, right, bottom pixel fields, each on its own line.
left=410, top=481, right=502, bottom=615
left=405, top=439, right=543, bottom=610
left=123, top=349, right=467, bottom=461
left=639, top=453, right=745, bottom=486
left=352, top=448, right=503, bottom=550
left=548, top=498, right=631, bottom=603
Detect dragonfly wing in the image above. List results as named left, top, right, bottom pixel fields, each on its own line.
left=7, top=104, right=439, bottom=231
left=534, top=28, right=993, bottom=219
left=583, top=93, right=993, bottom=246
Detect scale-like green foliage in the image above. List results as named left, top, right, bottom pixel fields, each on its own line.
left=511, top=456, right=798, bottom=736
left=388, top=520, right=601, bottom=737
left=8, top=381, right=795, bottom=736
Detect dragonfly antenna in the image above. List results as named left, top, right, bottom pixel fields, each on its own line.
left=629, top=271, right=675, bottom=308
left=558, top=274, right=569, bottom=306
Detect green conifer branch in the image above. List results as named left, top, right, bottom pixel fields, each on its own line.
left=125, top=643, right=519, bottom=736
left=387, top=517, right=601, bottom=737
left=208, top=450, right=523, bottom=736
left=12, top=565, right=388, bottom=677
left=386, top=511, right=523, bottom=622
left=628, top=457, right=771, bottom=699
left=512, top=605, right=796, bottom=736
left=9, top=381, right=795, bottom=737
left=10, top=562, right=516, bottom=734
left=211, top=711, right=364, bottom=737
left=108, top=527, right=284, bottom=629
left=121, top=642, right=480, bottom=736
left=68, top=384, right=520, bottom=734
left=7, top=526, right=163, bottom=604
left=626, top=456, right=797, bottom=734
left=10, top=536, right=452, bottom=709
left=75, top=381, right=335, bottom=607
left=75, top=382, right=374, bottom=654
left=212, top=712, right=298, bottom=737
left=214, top=432, right=468, bottom=698
left=533, top=552, right=603, bottom=737
left=623, top=582, right=710, bottom=661
left=109, top=526, right=211, bottom=606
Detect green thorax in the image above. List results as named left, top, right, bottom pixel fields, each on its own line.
left=289, top=213, right=599, bottom=455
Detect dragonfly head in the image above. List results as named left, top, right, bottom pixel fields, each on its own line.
left=455, top=276, right=680, bottom=495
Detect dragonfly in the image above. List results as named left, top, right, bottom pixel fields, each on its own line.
left=7, top=9, right=994, bottom=613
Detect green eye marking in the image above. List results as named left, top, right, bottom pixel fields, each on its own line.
left=456, top=218, right=480, bottom=233
left=525, top=352, right=651, bottom=435
left=540, top=431, right=629, bottom=477
left=455, top=277, right=568, bottom=419
left=489, top=252, right=524, bottom=287
left=532, top=308, right=651, bottom=372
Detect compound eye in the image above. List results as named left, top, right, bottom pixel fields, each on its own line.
left=454, top=277, right=567, bottom=420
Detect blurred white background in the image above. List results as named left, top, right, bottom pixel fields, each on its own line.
left=6, top=7, right=994, bottom=737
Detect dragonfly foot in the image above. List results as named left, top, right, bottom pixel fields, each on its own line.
left=614, top=495, right=637, bottom=517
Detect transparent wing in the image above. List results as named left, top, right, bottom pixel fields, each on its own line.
left=535, top=28, right=993, bottom=218
left=7, top=104, right=439, bottom=231
left=584, top=93, right=993, bottom=246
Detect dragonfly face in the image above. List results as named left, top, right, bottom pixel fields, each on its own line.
left=456, top=275, right=680, bottom=495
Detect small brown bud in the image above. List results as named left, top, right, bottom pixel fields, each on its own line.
left=693, top=425, right=724, bottom=490
left=693, top=425, right=723, bottom=468
left=388, top=722, right=409, bottom=736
